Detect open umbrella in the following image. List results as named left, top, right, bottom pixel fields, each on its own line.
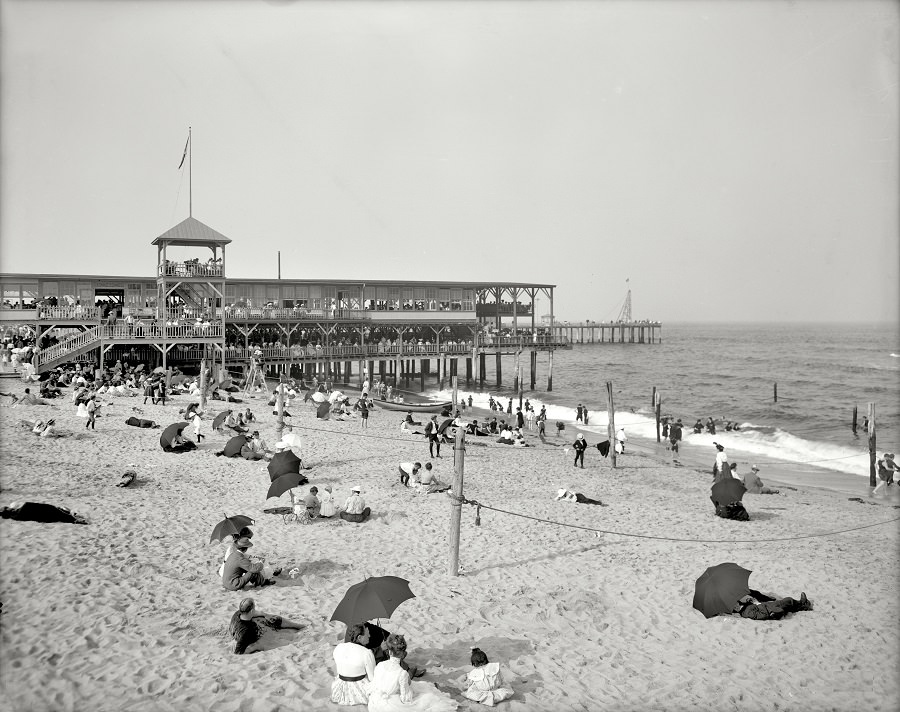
left=133, top=363, right=145, bottom=373
left=693, top=562, right=752, bottom=618
left=268, top=450, right=302, bottom=481
left=710, top=478, right=747, bottom=509
left=303, top=388, right=314, bottom=403
left=329, top=390, right=345, bottom=403
left=159, top=422, right=189, bottom=449
left=212, top=410, right=231, bottom=430
left=437, top=418, right=455, bottom=436
left=312, top=391, right=327, bottom=403
left=153, top=366, right=166, bottom=375
left=217, top=377, right=233, bottom=390
left=223, top=434, right=247, bottom=458
left=316, top=401, right=331, bottom=419
left=267, top=472, right=308, bottom=499
left=209, top=514, right=255, bottom=544
left=330, top=576, right=416, bottom=626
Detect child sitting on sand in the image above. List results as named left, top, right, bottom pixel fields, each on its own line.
left=461, top=647, right=514, bottom=706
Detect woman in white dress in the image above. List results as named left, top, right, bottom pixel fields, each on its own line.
left=368, top=634, right=457, bottom=712
left=331, top=625, right=375, bottom=706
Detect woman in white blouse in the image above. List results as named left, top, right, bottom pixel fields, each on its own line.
left=331, top=625, right=375, bottom=706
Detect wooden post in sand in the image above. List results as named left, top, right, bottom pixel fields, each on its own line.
left=851, top=406, right=858, bottom=435
left=518, top=364, right=523, bottom=409
left=547, top=351, right=553, bottom=391
left=868, top=402, right=876, bottom=487
left=275, top=381, right=285, bottom=443
left=449, top=425, right=466, bottom=576
left=452, top=375, right=458, bottom=411
left=607, top=381, right=616, bottom=469
left=774, top=383, right=778, bottom=403
left=655, top=392, right=661, bottom=443
left=199, top=358, right=207, bottom=412
left=651, top=386, right=657, bottom=411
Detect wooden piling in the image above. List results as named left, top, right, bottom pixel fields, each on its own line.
left=518, top=365, right=523, bottom=409
left=774, top=383, right=778, bottom=403
left=530, top=351, right=536, bottom=389
left=547, top=351, right=553, bottom=391
left=452, top=375, right=458, bottom=412
left=199, top=358, right=207, bottom=412
left=651, top=386, right=657, bottom=411
left=606, top=381, right=616, bottom=468
left=449, top=426, right=466, bottom=576
left=851, top=406, right=858, bottom=435
left=275, top=380, right=285, bottom=443
left=496, top=353, right=502, bottom=388
left=868, top=403, right=876, bottom=487
left=420, top=359, right=425, bottom=392
left=655, top=392, right=661, bottom=443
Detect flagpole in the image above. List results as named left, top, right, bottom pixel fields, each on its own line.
left=188, top=126, right=192, bottom=217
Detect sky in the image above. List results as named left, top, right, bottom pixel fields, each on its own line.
left=1, top=0, right=897, bottom=323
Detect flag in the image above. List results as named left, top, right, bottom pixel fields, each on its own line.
left=178, top=132, right=190, bottom=169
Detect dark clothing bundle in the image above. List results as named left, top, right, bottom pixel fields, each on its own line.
left=125, top=416, right=157, bottom=428
left=713, top=501, right=750, bottom=521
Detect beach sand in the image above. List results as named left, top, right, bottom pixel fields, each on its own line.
left=1, top=381, right=898, bottom=712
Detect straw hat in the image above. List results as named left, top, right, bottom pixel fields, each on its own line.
left=351, top=486, right=361, bottom=493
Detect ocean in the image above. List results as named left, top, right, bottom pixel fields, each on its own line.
left=426, top=322, right=900, bottom=480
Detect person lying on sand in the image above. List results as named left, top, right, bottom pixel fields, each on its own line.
left=731, top=591, right=813, bottom=620
left=221, top=537, right=277, bottom=590
left=555, top=488, right=606, bottom=506
left=229, top=597, right=306, bottom=655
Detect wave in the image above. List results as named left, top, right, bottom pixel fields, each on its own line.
left=427, top=388, right=871, bottom=478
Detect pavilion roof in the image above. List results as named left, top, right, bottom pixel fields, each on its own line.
left=150, top=217, right=232, bottom=247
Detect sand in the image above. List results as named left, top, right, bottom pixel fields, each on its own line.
left=1, top=379, right=898, bottom=712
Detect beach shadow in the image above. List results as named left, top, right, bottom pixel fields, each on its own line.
left=466, top=543, right=606, bottom=576
left=413, top=635, right=539, bottom=705
left=274, top=557, right=351, bottom=586
left=746, top=511, right=780, bottom=521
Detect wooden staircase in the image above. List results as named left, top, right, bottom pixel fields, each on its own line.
left=33, top=326, right=103, bottom=372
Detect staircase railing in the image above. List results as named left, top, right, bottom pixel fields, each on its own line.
left=34, top=326, right=103, bottom=369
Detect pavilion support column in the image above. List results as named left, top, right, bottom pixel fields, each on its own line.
left=465, top=357, right=472, bottom=384
left=420, top=359, right=425, bottom=392
left=496, top=353, right=502, bottom=388
left=530, top=350, right=537, bottom=389
left=479, top=352, right=485, bottom=387
left=513, top=350, right=520, bottom=392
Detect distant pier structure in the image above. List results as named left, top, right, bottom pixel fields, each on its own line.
left=551, top=321, right=661, bottom=344
left=551, top=286, right=662, bottom=344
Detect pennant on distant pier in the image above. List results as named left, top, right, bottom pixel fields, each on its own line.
left=178, top=133, right=191, bottom=169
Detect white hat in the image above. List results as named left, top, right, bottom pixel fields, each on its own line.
left=555, top=488, right=568, bottom=500
left=751, top=465, right=760, bottom=471
left=351, top=486, right=361, bottom=493
left=274, top=441, right=286, bottom=449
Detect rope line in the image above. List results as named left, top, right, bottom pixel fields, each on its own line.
left=448, top=494, right=900, bottom=543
